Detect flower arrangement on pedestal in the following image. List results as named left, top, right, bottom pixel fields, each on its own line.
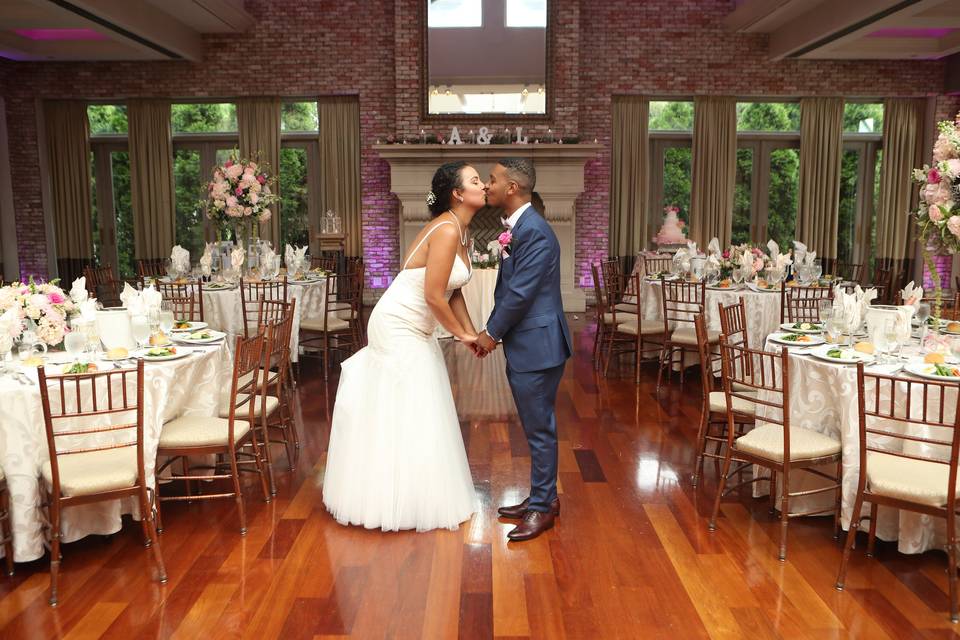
left=719, top=244, right=768, bottom=279
left=202, top=153, right=278, bottom=247
left=0, top=277, right=75, bottom=349
left=911, top=112, right=960, bottom=318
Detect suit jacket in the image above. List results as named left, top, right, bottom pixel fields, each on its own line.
left=486, top=205, right=573, bottom=373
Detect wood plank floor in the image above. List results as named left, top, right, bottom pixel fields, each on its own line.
left=0, top=316, right=958, bottom=638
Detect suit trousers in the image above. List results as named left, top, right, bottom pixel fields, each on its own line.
left=506, top=361, right=566, bottom=513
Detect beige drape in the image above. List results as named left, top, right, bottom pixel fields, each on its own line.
left=609, top=96, right=649, bottom=257
left=690, top=96, right=737, bottom=247
left=128, top=99, right=175, bottom=260
left=876, top=98, right=925, bottom=262
left=318, top=96, right=362, bottom=256
left=43, top=100, right=93, bottom=283
left=797, top=97, right=844, bottom=260
left=238, top=97, right=281, bottom=244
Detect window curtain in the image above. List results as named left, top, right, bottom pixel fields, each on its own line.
left=690, top=96, right=737, bottom=248
left=797, top=97, right=844, bottom=260
left=43, top=101, right=93, bottom=284
left=609, top=96, right=649, bottom=258
left=128, top=99, right=175, bottom=261
left=876, top=98, right=925, bottom=264
left=238, top=97, right=281, bottom=245
left=318, top=96, right=362, bottom=257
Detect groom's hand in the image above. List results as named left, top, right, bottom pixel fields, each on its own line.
left=476, top=331, right=497, bottom=354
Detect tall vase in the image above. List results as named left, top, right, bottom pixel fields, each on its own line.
left=922, top=242, right=946, bottom=320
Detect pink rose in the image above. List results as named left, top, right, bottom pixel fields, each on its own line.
left=225, top=164, right=243, bottom=180
left=946, top=159, right=960, bottom=179
left=46, top=292, right=64, bottom=304
left=498, top=231, right=513, bottom=246
left=257, top=175, right=266, bottom=184
left=249, top=192, right=259, bottom=204
left=753, top=257, right=763, bottom=272
left=929, top=204, right=945, bottom=222
left=948, top=215, right=960, bottom=238
left=243, top=207, right=252, bottom=216
left=226, top=196, right=238, bottom=208
left=235, top=187, right=243, bottom=196
left=933, top=136, right=955, bottom=162
left=928, top=168, right=942, bottom=184
left=259, top=209, right=271, bottom=222
left=722, top=250, right=730, bottom=259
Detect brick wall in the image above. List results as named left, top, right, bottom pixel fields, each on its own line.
left=1, top=0, right=950, bottom=290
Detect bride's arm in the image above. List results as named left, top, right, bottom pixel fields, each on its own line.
left=448, top=289, right=476, bottom=335
left=423, top=225, right=478, bottom=343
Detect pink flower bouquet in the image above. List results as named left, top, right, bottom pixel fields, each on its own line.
left=203, top=153, right=278, bottom=228
left=0, top=277, right=75, bottom=347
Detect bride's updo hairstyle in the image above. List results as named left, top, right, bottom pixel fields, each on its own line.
left=427, top=161, right=469, bottom=217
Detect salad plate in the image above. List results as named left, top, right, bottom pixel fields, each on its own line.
left=140, top=346, right=191, bottom=362
left=174, top=330, right=226, bottom=345
left=809, top=345, right=874, bottom=364
left=171, top=320, right=208, bottom=333
left=768, top=332, right=825, bottom=346
left=780, top=321, right=823, bottom=334
left=905, top=362, right=960, bottom=382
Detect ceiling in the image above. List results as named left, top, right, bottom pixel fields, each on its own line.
left=0, top=0, right=254, bottom=61
left=725, top=0, right=960, bottom=60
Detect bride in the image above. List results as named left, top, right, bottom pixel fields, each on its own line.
left=322, top=161, right=484, bottom=531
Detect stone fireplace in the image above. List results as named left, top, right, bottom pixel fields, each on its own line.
left=374, top=143, right=600, bottom=312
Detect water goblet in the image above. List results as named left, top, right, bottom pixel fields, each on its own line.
left=917, top=302, right=931, bottom=346
left=951, top=338, right=960, bottom=365
left=731, top=267, right=744, bottom=289
left=64, top=329, right=86, bottom=363
left=131, top=315, right=150, bottom=352
left=159, top=301, right=175, bottom=336
left=882, top=320, right=899, bottom=365
left=812, top=259, right=823, bottom=282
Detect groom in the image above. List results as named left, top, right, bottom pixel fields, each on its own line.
left=477, top=158, right=573, bottom=542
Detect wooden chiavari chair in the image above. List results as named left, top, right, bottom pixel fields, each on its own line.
left=310, top=255, right=338, bottom=272
left=692, top=314, right=755, bottom=487
left=156, top=335, right=271, bottom=534
left=709, top=338, right=842, bottom=560
left=239, top=278, right=288, bottom=338
left=603, top=272, right=663, bottom=381
left=37, top=360, right=166, bottom=605
left=299, top=270, right=364, bottom=380
left=590, top=263, right=614, bottom=371
left=781, top=284, right=833, bottom=324
left=156, top=281, right=205, bottom=322
left=643, top=253, right=674, bottom=278
left=136, top=258, right=166, bottom=285
left=870, top=264, right=894, bottom=304
left=0, top=471, right=11, bottom=577
left=835, top=261, right=864, bottom=284
left=835, top=365, right=960, bottom=621
left=166, top=297, right=200, bottom=324
left=657, top=280, right=717, bottom=391
left=83, top=264, right=122, bottom=307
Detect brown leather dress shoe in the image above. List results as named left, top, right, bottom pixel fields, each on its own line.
left=498, top=497, right=560, bottom=520
left=507, top=510, right=556, bottom=542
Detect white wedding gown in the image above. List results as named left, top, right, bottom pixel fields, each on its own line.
left=322, top=223, right=478, bottom=531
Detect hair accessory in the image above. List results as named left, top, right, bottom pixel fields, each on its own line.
left=426, top=191, right=437, bottom=206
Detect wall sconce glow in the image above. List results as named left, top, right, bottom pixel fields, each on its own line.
left=14, top=28, right=108, bottom=41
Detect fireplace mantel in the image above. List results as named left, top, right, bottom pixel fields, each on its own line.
left=374, top=143, right=600, bottom=311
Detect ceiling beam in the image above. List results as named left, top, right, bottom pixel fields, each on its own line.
left=193, top=0, right=255, bottom=33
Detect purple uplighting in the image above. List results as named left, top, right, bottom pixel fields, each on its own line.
left=14, top=28, right=108, bottom=41
left=867, top=28, right=956, bottom=39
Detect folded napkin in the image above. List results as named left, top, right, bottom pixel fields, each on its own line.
left=774, top=252, right=793, bottom=270
left=260, top=244, right=277, bottom=270
left=901, top=280, right=923, bottom=307
left=686, top=240, right=698, bottom=256
left=674, top=248, right=691, bottom=272
left=142, top=285, right=162, bottom=313
left=793, top=241, right=807, bottom=265
left=69, top=276, right=88, bottom=304
left=199, top=243, right=213, bottom=277
left=767, top=239, right=780, bottom=261
left=855, top=285, right=878, bottom=316
left=705, top=254, right=720, bottom=271
left=739, top=249, right=754, bottom=276
left=78, top=299, right=98, bottom=322
left=170, top=245, right=190, bottom=274
left=120, top=282, right=144, bottom=316
left=284, top=244, right=308, bottom=273
left=804, top=250, right=817, bottom=267
left=833, top=285, right=861, bottom=331
left=231, top=246, right=245, bottom=271
left=707, top=237, right=720, bottom=257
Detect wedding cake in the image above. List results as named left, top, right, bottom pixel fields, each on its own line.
left=654, top=206, right=687, bottom=246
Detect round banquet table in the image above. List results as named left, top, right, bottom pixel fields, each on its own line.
left=437, top=267, right=498, bottom=339
left=640, top=278, right=782, bottom=349
left=757, top=335, right=952, bottom=555
left=0, top=342, right=231, bottom=561
left=199, top=278, right=327, bottom=362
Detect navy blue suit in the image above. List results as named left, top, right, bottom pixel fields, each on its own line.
left=486, top=205, right=572, bottom=513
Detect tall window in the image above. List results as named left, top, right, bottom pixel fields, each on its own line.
left=838, top=103, right=883, bottom=273
left=88, top=105, right=134, bottom=277
left=649, top=101, right=694, bottom=238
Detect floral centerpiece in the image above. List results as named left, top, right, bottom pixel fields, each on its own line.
left=472, top=237, right=509, bottom=269
left=911, top=112, right=960, bottom=318
left=719, top=244, right=768, bottom=279
left=0, top=277, right=75, bottom=348
left=202, top=153, right=279, bottom=247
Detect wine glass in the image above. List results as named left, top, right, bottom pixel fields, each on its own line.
left=917, top=302, right=931, bottom=346
left=131, top=315, right=150, bottom=352
left=951, top=338, right=960, bottom=365
left=732, top=266, right=744, bottom=289
left=64, top=329, right=85, bottom=363
left=812, top=259, right=823, bottom=282
left=159, top=301, right=175, bottom=337
left=883, top=320, right=899, bottom=365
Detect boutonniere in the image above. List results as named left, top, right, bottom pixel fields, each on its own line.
left=498, top=231, right=513, bottom=258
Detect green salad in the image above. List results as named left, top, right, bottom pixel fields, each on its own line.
left=791, top=322, right=818, bottom=330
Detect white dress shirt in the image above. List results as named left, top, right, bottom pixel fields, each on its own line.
left=502, top=202, right=532, bottom=230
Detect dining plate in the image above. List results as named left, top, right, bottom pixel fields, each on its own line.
left=747, top=283, right=782, bottom=293
left=204, top=282, right=235, bottom=291
left=809, top=344, right=874, bottom=364
left=780, top=321, right=823, bottom=334
left=174, top=330, right=226, bottom=345
left=170, top=321, right=208, bottom=333
left=768, top=332, right=825, bottom=346
left=140, top=346, right=191, bottom=361
left=905, top=362, right=960, bottom=382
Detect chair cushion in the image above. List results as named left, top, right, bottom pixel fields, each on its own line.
left=42, top=447, right=139, bottom=497
left=616, top=319, right=663, bottom=336
left=735, top=424, right=840, bottom=462
left=300, top=315, right=350, bottom=332
left=671, top=326, right=720, bottom=346
left=601, top=312, right=617, bottom=326
left=708, top=391, right=756, bottom=416
left=614, top=303, right=638, bottom=314
left=218, top=394, right=279, bottom=419
left=159, top=416, right=251, bottom=448
left=866, top=451, right=957, bottom=507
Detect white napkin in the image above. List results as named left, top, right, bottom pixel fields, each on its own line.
left=142, top=285, right=162, bottom=314
left=120, top=282, right=144, bottom=316
left=775, top=251, right=793, bottom=270
left=79, top=299, right=98, bottom=322
left=70, top=276, right=88, bottom=304
left=706, top=254, right=720, bottom=270
left=739, top=250, right=754, bottom=277
left=486, top=239, right=502, bottom=257
left=686, top=240, right=698, bottom=256
left=766, top=239, right=780, bottom=261
left=260, top=244, right=277, bottom=271
left=793, top=241, right=807, bottom=265
left=231, top=246, right=245, bottom=270
left=707, top=237, right=720, bottom=257
left=804, top=251, right=817, bottom=267
left=834, top=285, right=861, bottom=331
left=199, top=245, right=213, bottom=277
left=900, top=280, right=924, bottom=307
left=170, top=245, right=190, bottom=274
left=855, top=285, right=878, bottom=325
left=284, top=244, right=308, bottom=273
left=674, top=248, right=691, bottom=272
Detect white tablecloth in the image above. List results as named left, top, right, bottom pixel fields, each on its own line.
left=641, top=280, right=781, bottom=349
left=0, top=343, right=231, bottom=561
left=758, top=337, right=950, bottom=554
left=438, top=268, right=498, bottom=339
left=201, top=279, right=327, bottom=362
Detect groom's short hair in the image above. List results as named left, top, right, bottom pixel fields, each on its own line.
left=498, top=158, right=536, bottom=195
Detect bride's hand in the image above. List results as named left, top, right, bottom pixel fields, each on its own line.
left=459, top=334, right=486, bottom=358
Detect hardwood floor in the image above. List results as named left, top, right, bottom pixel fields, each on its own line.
left=0, top=316, right=958, bottom=638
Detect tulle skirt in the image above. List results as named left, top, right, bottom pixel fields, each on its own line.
left=321, top=323, right=478, bottom=532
